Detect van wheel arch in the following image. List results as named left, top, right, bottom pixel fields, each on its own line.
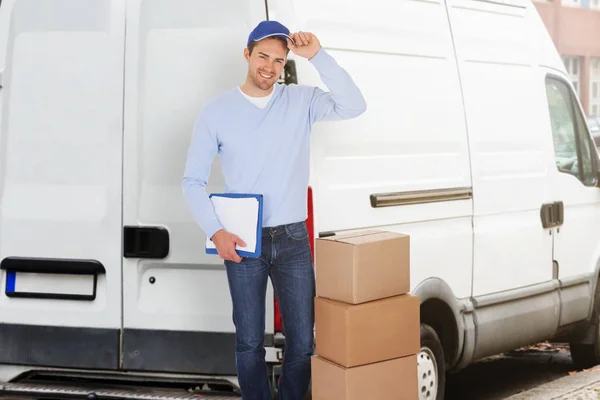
left=413, top=278, right=464, bottom=368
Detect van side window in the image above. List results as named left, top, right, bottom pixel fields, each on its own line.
left=545, top=77, right=597, bottom=186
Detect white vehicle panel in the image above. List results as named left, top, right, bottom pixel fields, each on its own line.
left=0, top=0, right=124, bottom=329
left=122, top=0, right=273, bottom=333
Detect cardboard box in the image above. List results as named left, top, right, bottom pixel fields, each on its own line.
left=315, top=294, right=420, bottom=367
left=311, top=355, right=418, bottom=400
left=315, top=231, right=410, bottom=304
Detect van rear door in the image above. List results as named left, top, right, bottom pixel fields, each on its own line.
left=0, top=0, right=125, bottom=370
left=121, top=0, right=271, bottom=375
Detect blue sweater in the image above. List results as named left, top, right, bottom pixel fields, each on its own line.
left=182, top=48, right=367, bottom=240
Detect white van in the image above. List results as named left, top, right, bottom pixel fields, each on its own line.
left=0, top=0, right=598, bottom=399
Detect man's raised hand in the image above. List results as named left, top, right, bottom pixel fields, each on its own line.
left=287, top=31, right=321, bottom=60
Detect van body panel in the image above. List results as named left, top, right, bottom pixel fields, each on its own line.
left=447, top=0, right=555, bottom=297
left=471, top=286, right=561, bottom=361
left=541, top=69, right=600, bottom=326
left=0, top=0, right=124, bottom=333
left=268, top=0, right=474, bottom=300
left=550, top=130, right=600, bottom=283
left=559, top=277, right=593, bottom=326
left=120, top=0, right=276, bottom=374
left=121, top=0, right=272, bottom=335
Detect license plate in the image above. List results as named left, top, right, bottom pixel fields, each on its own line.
left=6, top=271, right=97, bottom=300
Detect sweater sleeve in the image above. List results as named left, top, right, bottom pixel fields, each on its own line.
left=308, top=47, right=367, bottom=123
left=181, top=111, right=223, bottom=240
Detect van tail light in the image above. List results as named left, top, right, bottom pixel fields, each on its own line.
left=273, top=186, right=315, bottom=334
left=306, top=186, right=315, bottom=262
left=274, top=299, right=283, bottom=333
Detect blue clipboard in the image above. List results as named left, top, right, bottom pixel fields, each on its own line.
left=205, top=193, right=263, bottom=258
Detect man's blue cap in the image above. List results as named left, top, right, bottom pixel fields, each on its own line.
left=247, top=20, right=294, bottom=47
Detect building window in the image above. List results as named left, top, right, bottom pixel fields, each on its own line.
left=562, top=0, right=581, bottom=7
left=591, top=58, right=600, bottom=116
left=590, top=0, right=600, bottom=10
left=562, top=56, right=582, bottom=96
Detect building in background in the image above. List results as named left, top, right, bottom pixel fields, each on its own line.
left=534, top=0, right=600, bottom=117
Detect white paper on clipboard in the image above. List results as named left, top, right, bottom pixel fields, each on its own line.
left=205, top=195, right=260, bottom=255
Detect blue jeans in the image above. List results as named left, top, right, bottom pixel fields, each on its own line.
left=224, top=221, right=315, bottom=400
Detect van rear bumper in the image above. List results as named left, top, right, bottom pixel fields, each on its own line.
left=0, top=324, right=119, bottom=370
left=0, top=324, right=274, bottom=375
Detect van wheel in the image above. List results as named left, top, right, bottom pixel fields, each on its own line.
left=570, top=280, right=600, bottom=369
left=419, top=323, right=446, bottom=400
left=570, top=340, right=600, bottom=370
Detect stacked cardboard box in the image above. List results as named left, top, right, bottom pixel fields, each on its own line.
left=311, top=231, right=419, bottom=400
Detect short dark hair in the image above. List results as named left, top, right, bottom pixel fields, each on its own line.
left=248, top=36, right=290, bottom=56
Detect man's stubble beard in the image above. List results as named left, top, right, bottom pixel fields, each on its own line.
left=251, top=71, right=274, bottom=91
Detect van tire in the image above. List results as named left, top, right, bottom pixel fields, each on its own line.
left=570, top=279, right=600, bottom=370
left=420, top=323, right=446, bottom=400
left=570, top=341, right=600, bottom=370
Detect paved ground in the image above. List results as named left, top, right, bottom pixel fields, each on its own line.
left=505, top=366, right=600, bottom=399
left=446, top=342, right=576, bottom=400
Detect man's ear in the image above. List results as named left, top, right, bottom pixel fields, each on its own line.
left=244, top=48, right=250, bottom=61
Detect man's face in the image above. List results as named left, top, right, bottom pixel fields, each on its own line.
left=244, top=38, right=287, bottom=91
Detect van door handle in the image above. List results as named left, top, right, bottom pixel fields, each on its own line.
left=555, top=201, right=564, bottom=226
left=123, top=226, right=170, bottom=259
left=541, top=203, right=554, bottom=228
left=540, top=202, right=564, bottom=229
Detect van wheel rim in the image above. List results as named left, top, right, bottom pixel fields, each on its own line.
left=418, top=347, right=438, bottom=400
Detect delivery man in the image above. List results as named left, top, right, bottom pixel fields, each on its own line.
left=181, top=20, right=366, bottom=400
